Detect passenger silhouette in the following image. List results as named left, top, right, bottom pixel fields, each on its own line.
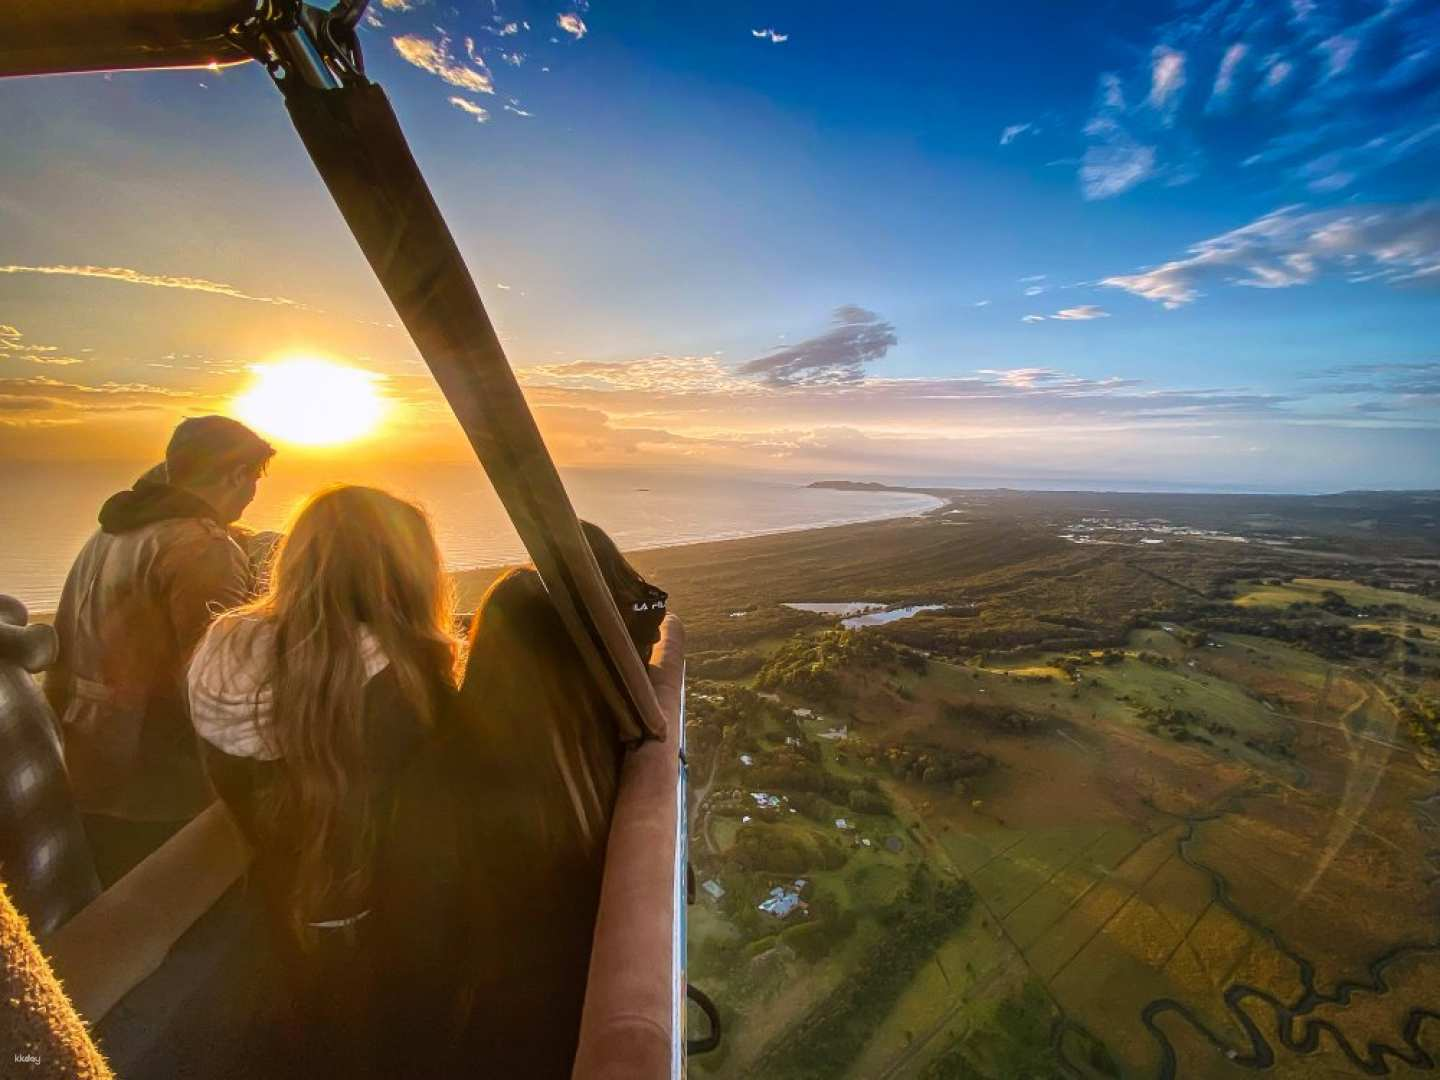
left=579, top=521, right=668, bottom=666
left=375, top=522, right=666, bottom=1078
left=46, top=416, right=275, bottom=886
left=187, top=485, right=458, bottom=1077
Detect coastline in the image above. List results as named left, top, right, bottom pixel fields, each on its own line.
left=449, top=490, right=945, bottom=573
left=23, top=491, right=946, bottom=620
left=449, top=491, right=946, bottom=607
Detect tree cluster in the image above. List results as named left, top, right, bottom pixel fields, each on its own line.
left=942, top=701, right=1046, bottom=735
left=854, top=740, right=991, bottom=790
left=756, top=628, right=926, bottom=703
left=729, top=823, right=847, bottom=875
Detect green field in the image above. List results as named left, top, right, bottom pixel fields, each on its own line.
left=1234, top=576, right=1440, bottom=618
left=672, top=492, right=1439, bottom=1078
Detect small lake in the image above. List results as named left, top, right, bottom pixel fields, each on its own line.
left=784, top=601, right=945, bottom=628
left=784, top=602, right=886, bottom=617
left=842, top=604, right=945, bottom=628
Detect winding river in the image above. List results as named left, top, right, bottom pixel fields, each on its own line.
left=1063, top=783, right=1440, bottom=1078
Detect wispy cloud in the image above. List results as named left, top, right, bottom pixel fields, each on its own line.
left=0, top=264, right=301, bottom=307
left=999, top=122, right=1035, bottom=146
left=1261, top=54, right=1294, bottom=93
left=1081, top=140, right=1157, bottom=200
left=1301, top=361, right=1440, bottom=422
left=1319, top=34, right=1357, bottom=79
left=738, top=306, right=897, bottom=387
left=1209, top=42, right=1248, bottom=106
left=1310, top=361, right=1440, bottom=402
left=1054, top=305, right=1111, bottom=320
left=448, top=96, right=489, bottom=122
left=557, top=13, right=587, bottom=40
left=0, top=374, right=195, bottom=418
left=392, top=33, right=494, bottom=94
left=1100, top=72, right=1125, bottom=111
left=1022, top=305, right=1111, bottom=322
left=531, top=404, right=702, bottom=458
left=522, top=355, right=758, bottom=397
left=1080, top=0, right=1440, bottom=198
left=0, top=323, right=83, bottom=365
left=1147, top=46, right=1186, bottom=116
left=1079, top=70, right=1159, bottom=200
left=751, top=28, right=789, bottom=44
left=378, top=0, right=412, bottom=10
left=1103, top=202, right=1440, bottom=308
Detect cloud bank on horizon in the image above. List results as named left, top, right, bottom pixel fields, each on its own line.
left=0, top=0, right=1435, bottom=489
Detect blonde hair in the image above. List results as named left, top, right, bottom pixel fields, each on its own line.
left=229, top=485, right=456, bottom=939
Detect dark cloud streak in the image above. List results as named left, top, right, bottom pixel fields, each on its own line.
left=738, top=306, right=898, bottom=387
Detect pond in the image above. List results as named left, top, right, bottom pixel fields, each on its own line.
left=783, top=601, right=886, bottom=617
left=841, top=604, right=945, bottom=628
left=784, top=601, right=945, bottom=628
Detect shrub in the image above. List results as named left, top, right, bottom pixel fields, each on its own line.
left=780, top=918, right=842, bottom=962
left=731, top=823, right=847, bottom=874
left=690, top=650, right=764, bottom=679
left=847, top=788, right=891, bottom=814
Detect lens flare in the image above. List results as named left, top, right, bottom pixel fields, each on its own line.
left=232, top=358, right=388, bottom=446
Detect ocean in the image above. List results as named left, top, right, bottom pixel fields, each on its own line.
left=0, top=461, right=942, bottom=611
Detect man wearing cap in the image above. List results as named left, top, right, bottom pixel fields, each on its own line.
left=46, top=416, right=275, bottom=885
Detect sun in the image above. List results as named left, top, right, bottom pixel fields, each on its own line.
left=232, top=358, right=389, bottom=446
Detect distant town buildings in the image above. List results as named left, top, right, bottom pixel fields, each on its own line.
left=1058, top=517, right=1250, bottom=547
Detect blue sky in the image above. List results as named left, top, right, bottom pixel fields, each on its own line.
left=0, top=0, right=1436, bottom=490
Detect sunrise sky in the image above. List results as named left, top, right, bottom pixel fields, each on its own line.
left=1, top=0, right=1436, bottom=491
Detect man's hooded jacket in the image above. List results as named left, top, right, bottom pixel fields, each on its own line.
left=46, top=481, right=251, bottom=821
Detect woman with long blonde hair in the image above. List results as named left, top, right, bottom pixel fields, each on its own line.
left=186, top=485, right=457, bottom=1075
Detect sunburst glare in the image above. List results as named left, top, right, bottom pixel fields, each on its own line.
left=232, top=357, right=389, bottom=446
